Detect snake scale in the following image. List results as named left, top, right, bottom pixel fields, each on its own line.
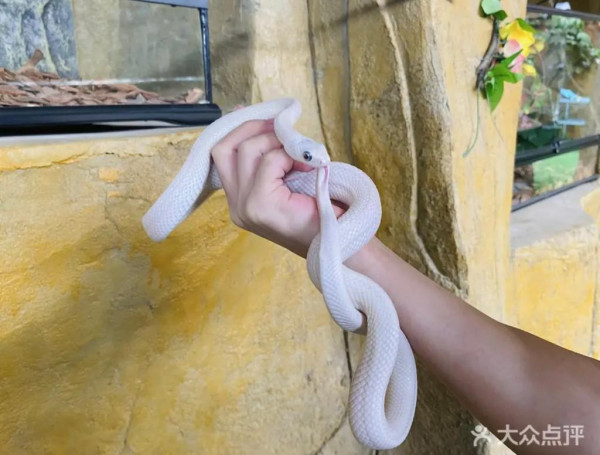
left=142, top=98, right=417, bottom=449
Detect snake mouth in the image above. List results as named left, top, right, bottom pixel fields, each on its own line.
left=316, top=157, right=331, bottom=168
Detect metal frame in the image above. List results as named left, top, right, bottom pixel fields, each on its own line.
left=132, top=0, right=208, bottom=7
left=527, top=5, right=600, bottom=22
left=0, top=0, right=220, bottom=133
left=512, top=174, right=599, bottom=212
left=199, top=8, right=212, bottom=102
left=0, top=104, right=221, bottom=134
left=515, top=135, right=600, bottom=167
left=516, top=5, right=600, bottom=167
left=512, top=5, right=600, bottom=211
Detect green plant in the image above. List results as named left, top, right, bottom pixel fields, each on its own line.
left=520, top=77, right=554, bottom=118
left=531, top=15, right=600, bottom=75
left=484, top=50, right=523, bottom=111
left=477, top=1, right=535, bottom=112
left=518, top=15, right=600, bottom=133
left=480, top=0, right=507, bottom=20
left=464, top=1, right=534, bottom=156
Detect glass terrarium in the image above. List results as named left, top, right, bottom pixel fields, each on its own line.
left=0, top=0, right=219, bottom=134
left=513, top=6, right=600, bottom=208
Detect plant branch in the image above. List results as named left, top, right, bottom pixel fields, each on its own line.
left=476, top=19, right=500, bottom=90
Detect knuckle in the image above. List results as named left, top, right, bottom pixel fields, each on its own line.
left=243, top=196, right=264, bottom=225
left=237, top=140, right=252, bottom=156
left=210, top=143, right=226, bottom=159
left=263, top=149, right=281, bottom=165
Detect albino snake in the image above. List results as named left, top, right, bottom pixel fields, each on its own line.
left=142, top=98, right=418, bottom=449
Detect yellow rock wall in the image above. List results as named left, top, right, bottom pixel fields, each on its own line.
left=10, top=0, right=600, bottom=454
left=0, top=132, right=352, bottom=454
left=309, top=1, right=525, bottom=453
left=590, top=188, right=600, bottom=358
left=508, top=184, right=600, bottom=359
left=509, top=226, right=598, bottom=354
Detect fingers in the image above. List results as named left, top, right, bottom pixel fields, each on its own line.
left=291, top=160, right=313, bottom=172
left=211, top=120, right=274, bottom=198
left=253, top=148, right=295, bottom=194
left=237, top=132, right=282, bottom=195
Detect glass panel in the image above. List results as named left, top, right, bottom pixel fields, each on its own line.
left=519, top=12, right=599, bottom=143
left=513, top=145, right=598, bottom=205
left=514, top=10, right=600, bottom=205
left=0, top=0, right=205, bottom=108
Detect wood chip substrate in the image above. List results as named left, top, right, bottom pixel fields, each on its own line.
left=0, top=50, right=204, bottom=107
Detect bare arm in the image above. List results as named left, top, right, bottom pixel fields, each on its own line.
left=209, top=120, right=600, bottom=455
left=347, top=238, right=600, bottom=455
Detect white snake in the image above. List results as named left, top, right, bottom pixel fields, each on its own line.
left=142, top=98, right=418, bottom=449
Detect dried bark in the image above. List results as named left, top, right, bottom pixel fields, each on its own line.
left=0, top=49, right=204, bottom=107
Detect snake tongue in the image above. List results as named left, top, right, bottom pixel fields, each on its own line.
left=317, top=166, right=330, bottom=193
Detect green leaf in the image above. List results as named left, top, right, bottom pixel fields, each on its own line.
left=485, top=75, right=505, bottom=111
left=498, top=50, right=523, bottom=69
left=516, top=18, right=536, bottom=34
left=491, top=63, right=513, bottom=75
left=492, top=61, right=523, bottom=79
left=497, top=71, right=523, bottom=84
left=493, top=69, right=521, bottom=83
left=490, top=65, right=513, bottom=80
left=493, top=10, right=508, bottom=21
left=481, top=0, right=503, bottom=15
left=577, top=32, right=592, bottom=44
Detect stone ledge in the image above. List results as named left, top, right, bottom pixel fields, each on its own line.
left=0, top=125, right=203, bottom=147
left=508, top=180, right=599, bottom=357
left=510, top=180, right=600, bottom=250
left=0, top=127, right=203, bottom=172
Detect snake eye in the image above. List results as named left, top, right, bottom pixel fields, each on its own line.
left=302, top=151, right=313, bottom=162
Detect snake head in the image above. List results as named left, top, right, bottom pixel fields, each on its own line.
left=292, top=137, right=330, bottom=168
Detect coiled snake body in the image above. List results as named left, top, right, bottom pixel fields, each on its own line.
left=142, top=98, right=417, bottom=449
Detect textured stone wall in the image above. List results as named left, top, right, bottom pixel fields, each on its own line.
left=0, top=0, right=78, bottom=78
left=509, top=184, right=600, bottom=359
left=510, top=225, right=598, bottom=353
left=591, top=188, right=600, bottom=358
left=6, top=0, right=584, bottom=454
left=0, top=132, right=350, bottom=454
left=307, top=0, right=526, bottom=317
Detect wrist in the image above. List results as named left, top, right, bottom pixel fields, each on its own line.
left=344, top=236, right=383, bottom=274
left=343, top=237, right=385, bottom=335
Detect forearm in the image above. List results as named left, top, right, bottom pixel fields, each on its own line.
left=208, top=121, right=599, bottom=453
left=346, top=237, right=600, bottom=454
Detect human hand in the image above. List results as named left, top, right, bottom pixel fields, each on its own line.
left=210, top=119, right=345, bottom=257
